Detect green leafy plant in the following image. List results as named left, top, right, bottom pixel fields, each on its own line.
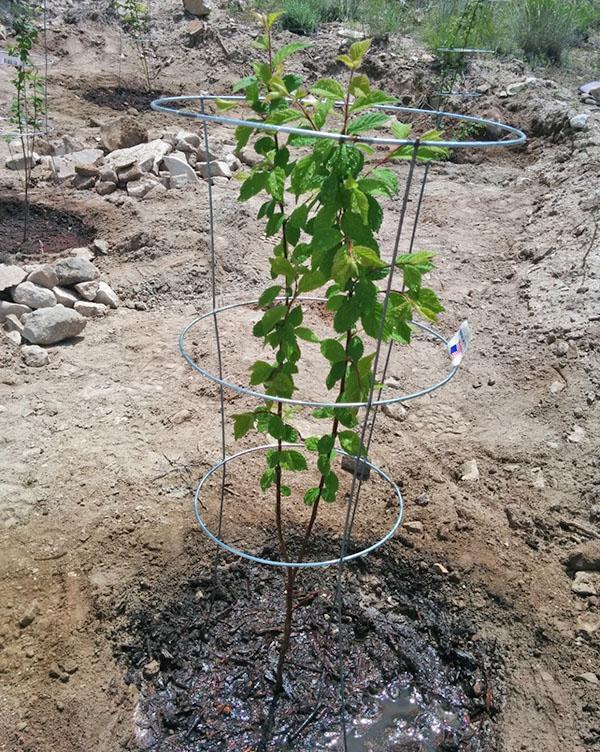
left=512, top=0, right=583, bottom=64
left=6, top=4, right=46, bottom=242
left=222, top=12, right=447, bottom=695
left=115, top=0, right=162, bottom=92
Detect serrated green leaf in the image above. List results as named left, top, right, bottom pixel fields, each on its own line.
left=239, top=171, right=268, bottom=201
left=349, top=38, right=371, bottom=62
left=339, top=430, right=361, bottom=455
left=267, top=167, right=285, bottom=201
left=233, top=412, right=255, bottom=440
left=254, top=305, right=287, bottom=336
left=250, top=360, right=274, bottom=385
left=354, top=245, right=387, bottom=269
left=272, top=41, right=312, bottom=67
left=232, top=75, right=257, bottom=93
left=258, top=285, right=282, bottom=307
left=347, top=112, right=390, bottom=136
left=333, top=297, right=361, bottom=333
left=412, top=287, right=444, bottom=321
left=311, top=78, right=344, bottom=100
left=298, top=269, right=326, bottom=293
left=305, top=436, right=320, bottom=451
left=350, top=90, right=397, bottom=113
left=260, top=467, right=276, bottom=491
left=279, top=449, right=307, bottom=471
left=391, top=120, right=411, bottom=140
left=320, top=338, right=346, bottom=363
left=304, top=487, right=320, bottom=505
left=322, top=471, right=339, bottom=502
left=271, top=256, right=297, bottom=282
left=266, top=370, right=294, bottom=398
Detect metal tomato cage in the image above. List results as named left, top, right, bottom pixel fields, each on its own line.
left=152, top=93, right=525, bottom=749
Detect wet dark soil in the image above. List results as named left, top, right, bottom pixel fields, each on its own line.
left=109, top=535, right=502, bottom=752
left=0, top=199, right=96, bottom=258
left=82, top=85, right=175, bottom=112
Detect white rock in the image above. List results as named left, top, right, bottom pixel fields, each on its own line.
left=12, top=281, right=57, bottom=309
left=22, top=305, right=87, bottom=345
left=94, top=281, right=119, bottom=308
left=74, top=280, right=100, bottom=301
left=0, top=301, right=31, bottom=322
left=5, top=152, right=39, bottom=171
left=162, top=155, right=198, bottom=182
left=197, top=160, right=232, bottom=179
left=549, top=380, right=565, bottom=394
left=531, top=468, right=546, bottom=489
left=403, top=520, right=424, bottom=534
left=224, top=153, right=241, bottom=172
left=99, top=166, right=118, bottom=183
left=74, top=301, right=108, bottom=318
left=382, top=403, right=408, bottom=422
left=571, top=571, right=598, bottom=596
left=575, top=672, right=599, bottom=684
left=105, top=140, right=172, bottom=173
left=170, top=173, right=196, bottom=189
left=51, top=149, right=104, bottom=182
left=338, top=28, right=366, bottom=40
left=127, top=176, right=159, bottom=198
left=54, top=257, right=99, bottom=286
left=93, top=239, right=110, bottom=256
left=145, top=182, right=168, bottom=199
left=4, top=314, right=24, bottom=334
left=21, top=345, right=49, bottom=368
left=570, top=113, right=590, bottom=131
left=505, top=76, right=538, bottom=96
left=52, top=286, right=78, bottom=308
left=100, top=116, right=148, bottom=152
left=0, top=264, right=27, bottom=292
left=238, top=147, right=261, bottom=167
left=460, top=459, right=480, bottom=482
left=71, top=247, right=95, bottom=262
left=53, top=135, right=86, bottom=156
left=176, top=134, right=201, bottom=153
left=4, top=330, right=21, bottom=346
left=27, top=264, right=58, bottom=289
left=184, top=0, right=212, bottom=16
left=567, top=425, right=586, bottom=443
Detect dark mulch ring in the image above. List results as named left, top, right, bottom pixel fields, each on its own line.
left=0, top=199, right=96, bottom=258
left=82, top=85, right=176, bottom=112
left=109, top=539, right=504, bottom=752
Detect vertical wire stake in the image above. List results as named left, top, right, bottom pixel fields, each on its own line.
left=200, top=99, right=228, bottom=613
left=334, top=141, right=421, bottom=750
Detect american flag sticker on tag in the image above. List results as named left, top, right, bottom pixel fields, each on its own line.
left=448, top=320, right=471, bottom=367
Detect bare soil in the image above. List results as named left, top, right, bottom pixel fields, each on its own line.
left=0, top=3, right=598, bottom=752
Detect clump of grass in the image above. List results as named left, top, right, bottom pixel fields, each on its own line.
left=360, top=0, right=405, bottom=39
left=514, top=0, right=580, bottom=64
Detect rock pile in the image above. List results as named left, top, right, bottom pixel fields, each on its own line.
left=1, top=256, right=119, bottom=366
left=3, top=119, right=241, bottom=200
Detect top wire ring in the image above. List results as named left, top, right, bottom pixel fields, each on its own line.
left=151, top=95, right=526, bottom=150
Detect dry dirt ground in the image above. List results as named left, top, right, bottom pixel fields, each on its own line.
left=0, top=2, right=599, bottom=751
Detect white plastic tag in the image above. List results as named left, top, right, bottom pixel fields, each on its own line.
left=447, top=320, right=471, bottom=367
left=0, top=52, right=22, bottom=67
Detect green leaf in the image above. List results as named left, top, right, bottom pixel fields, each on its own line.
left=235, top=124, right=254, bottom=152
left=322, top=471, right=339, bottom=502
left=281, top=485, right=292, bottom=497
left=371, top=167, right=399, bottom=196
left=280, top=450, right=308, bottom=471
left=216, top=99, right=237, bottom=112
left=233, top=412, right=255, bottom=440
left=326, top=360, right=346, bottom=389
left=347, top=336, right=364, bottom=361
left=311, top=227, right=343, bottom=253
left=267, top=167, right=285, bottom=201
left=295, top=326, right=320, bottom=343
left=266, top=212, right=284, bottom=237
left=304, top=487, right=321, bottom=505
left=310, top=78, right=344, bottom=100
left=258, top=285, right=282, bottom=307
left=291, top=155, right=316, bottom=196
left=272, top=41, right=312, bottom=67
left=395, top=251, right=436, bottom=273
left=350, top=90, right=397, bottom=113
left=239, top=171, right=268, bottom=201
left=349, top=74, right=370, bottom=98
left=298, top=269, right=326, bottom=293
left=305, top=436, right=320, bottom=451
left=321, top=338, right=346, bottom=363
left=271, top=256, right=297, bottom=282
left=347, top=112, right=390, bottom=136
left=260, top=468, right=276, bottom=491
left=254, top=305, right=287, bottom=336
left=333, top=297, right=361, bottom=333
left=354, top=245, right=387, bottom=269
left=391, top=121, right=411, bottom=140
left=250, top=360, right=274, bottom=385
left=332, top=247, right=358, bottom=286
left=233, top=75, right=258, bottom=93
left=266, top=370, right=294, bottom=398
left=339, top=430, right=361, bottom=455
left=413, top=288, right=444, bottom=321
left=349, top=38, right=371, bottom=63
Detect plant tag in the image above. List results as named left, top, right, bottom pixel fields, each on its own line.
left=0, top=51, right=22, bottom=67
left=447, top=320, right=470, bottom=367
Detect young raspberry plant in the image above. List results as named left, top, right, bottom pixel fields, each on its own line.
left=223, top=12, right=447, bottom=696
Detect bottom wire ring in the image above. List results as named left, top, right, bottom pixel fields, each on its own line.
left=194, top=443, right=404, bottom=569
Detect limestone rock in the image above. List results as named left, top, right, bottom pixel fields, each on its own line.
left=27, top=265, right=59, bottom=289
left=71, top=247, right=95, bottom=262
left=224, top=152, right=241, bottom=172
left=176, top=131, right=201, bottom=152
left=197, top=160, right=232, bottom=179
left=5, top=152, right=39, bottom=171
left=404, top=520, right=424, bottom=534
left=184, top=0, right=212, bottom=16
left=4, top=314, right=24, bottom=334
left=0, top=301, right=31, bottom=322
left=74, top=281, right=100, bottom=301
left=94, top=281, right=119, bottom=309
left=74, top=301, right=108, bottom=318
left=73, top=174, right=96, bottom=190
left=99, top=166, right=118, bottom=183
left=93, top=239, right=110, bottom=256
left=460, top=459, right=480, bottom=482
left=22, top=345, right=49, bottom=368
left=51, top=149, right=104, bottom=182
left=571, top=571, right=598, bottom=596
left=21, top=305, right=87, bottom=345
left=12, top=281, right=57, bottom=310
left=0, top=265, right=27, bottom=292
left=105, top=140, right=172, bottom=174
left=52, top=286, right=78, bottom=308
left=54, top=258, right=99, bottom=286
left=100, top=116, right=148, bottom=152
left=118, top=163, right=143, bottom=184
left=75, top=162, right=100, bottom=177
left=4, top=330, right=21, bottom=346
left=127, top=176, right=159, bottom=198
left=162, top=155, right=198, bottom=182
left=145, top=182, right=168, bottom=199
left=569, top=113, right=590, bottom=131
